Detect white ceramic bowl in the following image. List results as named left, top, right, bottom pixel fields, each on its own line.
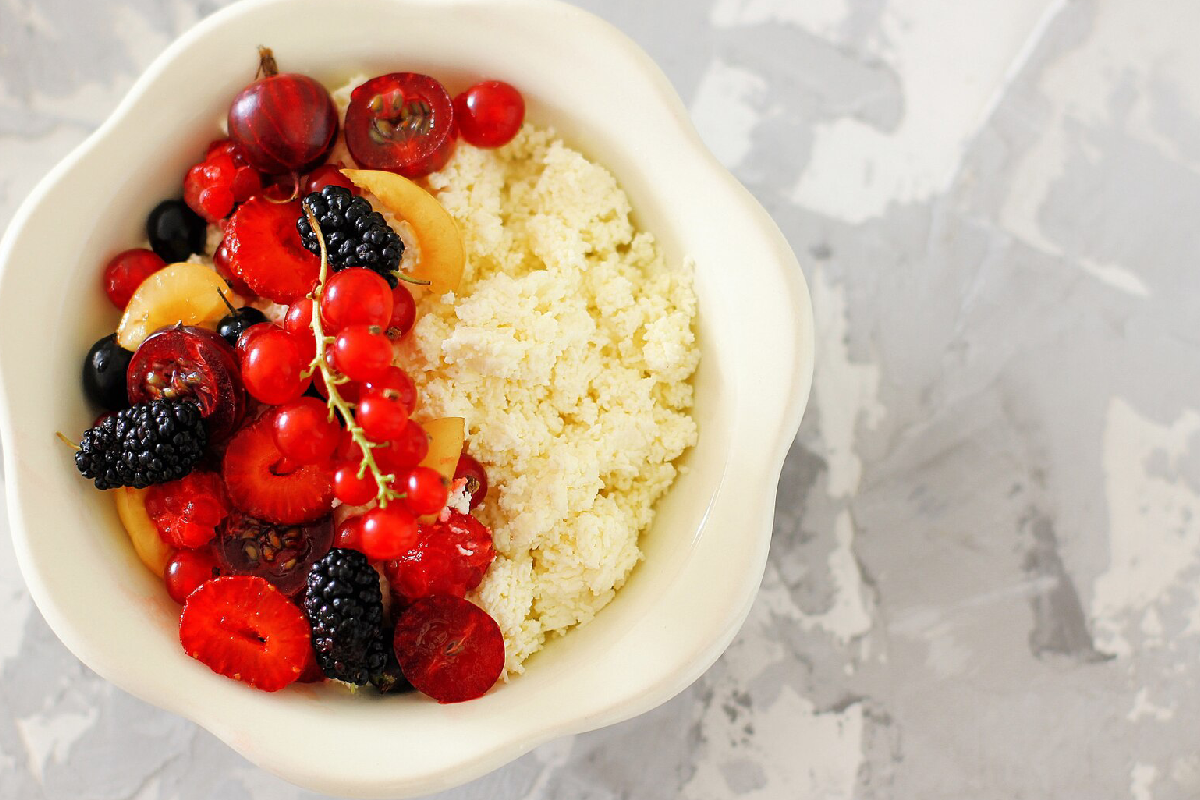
left=0, top=0, right=813, bottom=795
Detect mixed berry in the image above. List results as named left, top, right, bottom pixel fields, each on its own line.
left=68, top=47, right=527, bottom=702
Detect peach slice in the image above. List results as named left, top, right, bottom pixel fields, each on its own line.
left=417, top=416, right=465, bottom=522
left=341, top=169, right=465, bottom=295
left=113, top=487, right=174, bottom=576
left=117, top=263, right=233, bottom=350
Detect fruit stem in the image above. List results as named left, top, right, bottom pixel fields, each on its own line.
left=256, top=46, right=279, bottom=79
left=216, top=288, right=237, bottom=315
left=55, top=431, right=80, bottom=451
left=395, top=272, right=431, bottom=287
left=302, top=204, right=400, bottom=508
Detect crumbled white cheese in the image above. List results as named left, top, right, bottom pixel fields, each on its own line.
left=400, top=125, right=699, bottom=675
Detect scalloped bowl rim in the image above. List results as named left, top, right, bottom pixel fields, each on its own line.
left=0, top=0, right=814, bottom=796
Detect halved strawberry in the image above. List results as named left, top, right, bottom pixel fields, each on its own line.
left=223, top=414, right=334, bottom=524
left=180, top=576, right=310, bottom=692
left=224, top=198, right=319, bottom=303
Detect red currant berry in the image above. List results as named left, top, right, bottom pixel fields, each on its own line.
left=272, top=397, right=341, bottom=464
left=375, top=420, right=429, bottom=473
left=356, top=391, right=410, bottom=442
left=304, top=164, right=356, bottom=195
left=321, top=268, right=394, bottom=331
left=360, top=504, right=419, bottom=561
left=239, top=325, right=310, bottom=404
left=284, top=298, right=317, bottom=363
left=454, top=453, right=489, bottom=509
left=235, top=321, right=273, bottom=359
left=312, top=367, right=361, bottom=405
left=336, top=428, right=364, bottom=463
left=332, top=325, right=393, bottom=383
left=334, top=515, right=363, bottom=551
left=334, top=462, right=377, bottom=506
left=364, top=366, right=418, bottom=413
left=454, top=80, right=525, bottom=148
left=103, top=248, right=166, bottom=309
left=398, top=466, right=449, bottom=515
left=164, top=549, right=221, bottom=604
left=387, top=283, right=416, bottom=337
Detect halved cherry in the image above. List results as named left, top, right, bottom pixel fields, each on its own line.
left=344, top=73, right=457, bottom=178
left=214, top=510, right=333, bottom=596
left=127, top=325, right=246, bottom=441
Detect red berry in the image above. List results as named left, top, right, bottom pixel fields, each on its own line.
left=393, top=595, right=504, bottom=703
left=235, top=321, right=273, bottom=359
left=272, top=397, right=341, bottom=464
left=312, top=366, right=361, bottom=405
left=184, top=153, right=238, bottom=223
left=127, top=325, right=247, bottom=442
left=356, top=391, right=410, bottom=442
left=398, top=466, right=448, bottom=515
left=321, top=268, right=394, bottom=331
left=146, top=471, right=230, bottom=549
left=213, top=511, right=332, bottom=596
left=180, top=576, right=310, bottom=692
left=283, top=298, right=317, bottom=363
left=364, top=366, right=418, bottom=413
left=103, top=248, right=166, bottom=309
left=334, top=515, right=363, bottom=551
left=383, top=510, right=495, bottom=600
left=374, top=420, right=429, bottom=473
left=454, top=453, right=489, bottom=509
left=454, top=81, right=525, bottom=148
left=239, top=325, right=310, bottom=404
left=223, top=415, right=334, bottom=524
left=387, top=283, right=416, bottom=337
left=227, top=49, right=338, bottom=174
left=164, top=549, right=221, bottom=604
left=304, top=164, right=356, bottom=195
left=333, top=462, right=377, bottom=506
left=344, top=73, right=457, bottom=178
left=225, top=198, right=320, bottom=303
left=360, top=504, right=419, bottom=560
left=212, top=238, right=257, bottom=298
left=332, top=325, right=393, bottom=382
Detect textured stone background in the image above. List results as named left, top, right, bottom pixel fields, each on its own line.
left=2, top=0, right=1197, bottom=797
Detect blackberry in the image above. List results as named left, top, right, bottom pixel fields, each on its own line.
left=304, top=548, right=389, bottom=685
left=74, top=399, right=207, bottom=490
left=297, top=186, right=404, bottom=286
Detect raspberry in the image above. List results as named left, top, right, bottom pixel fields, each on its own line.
left=145, top=471, right=230, bottom=549
left=222, top=415, right=334, bottom=524
left=383, top=511, right=495, bottom=600
left=393, top=595, right=504, bottom=703
left=184, top=140, right=264, bottom=223
left=179, top=576, right=310, bottom=692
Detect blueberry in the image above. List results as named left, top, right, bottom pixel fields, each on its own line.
left=147, top=199, right=206, bottom=262
left=82, top=334, right=133, bottom=411
left=216, top=306, right=268, bottom=348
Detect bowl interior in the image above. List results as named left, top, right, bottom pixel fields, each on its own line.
left=0, top=0, right=811, bottom=796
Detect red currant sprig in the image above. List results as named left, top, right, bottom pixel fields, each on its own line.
left=300, top=205, right=402, bottom=508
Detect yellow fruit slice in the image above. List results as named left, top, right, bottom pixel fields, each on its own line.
left=342, top=169, right=465, bottom=295
left=419, top=417, right=465, bottom=482
left=417, top=417, right=465, bottom=522
left=117, top=263, right=233, bottom=350
left=113, top=487, right=173, bottom=576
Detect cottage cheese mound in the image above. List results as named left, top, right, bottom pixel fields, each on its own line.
left=400, top=126, right=699, bottom=674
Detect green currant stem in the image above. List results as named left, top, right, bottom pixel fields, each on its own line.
left=302, top=205, right=401, bottom=508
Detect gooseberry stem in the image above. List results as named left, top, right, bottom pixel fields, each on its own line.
left=256, top=46, right=279, bottom=79
left=302, top=205, right=400, bottom=508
